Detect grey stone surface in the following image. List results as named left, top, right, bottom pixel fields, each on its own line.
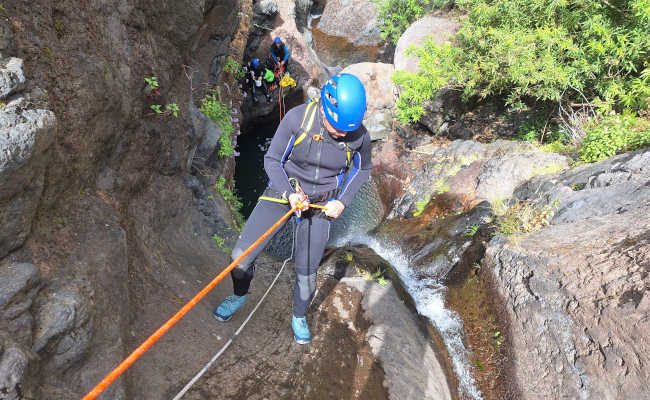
left=0, top=262, right=40, bottom=346
left=483, top=148, right=650, bottom=399
left=0, top=96, right=56, bottom=258
left=475, top=151, right=569, bottom=203
left=32, top=282, right=92, bottom=372
left=513, top=148, right=650, bottom=223
left=317, top=0, right=382, bottom=46
left=0, top=344, right=29, bottom=400
left=343, top=277, right=452, bottom=400
left=394, top=15, right=460, bottom=74
left=254, top=0, right=279, bottom=16
left=188, top=102, right=223, bottom=160
left=341, top=62, right=395, bottom=141
left=0, top=58, right=25, bottom=99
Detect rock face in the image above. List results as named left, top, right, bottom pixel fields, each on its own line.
left=385, top=139, right=567, bottom=219
left=341, top=62, right=396, bottom=141
left=484, top=148, right=650, bottom=399
left=317, top=0, right=382, bottom=46
left=394, top=15, right=460, bottom=74
left=0, top=58, right=57, bottom=259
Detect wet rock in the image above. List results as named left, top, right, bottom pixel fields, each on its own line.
left=341, top=62, right=395, bottom=141
left=0, top=343, right=29, bottom=400
left=344, top=277, right=453, bottom=400
left=0, top=88, right=57, bottom=258
left=0, top=58, right=26, bottom=99
left=394, top=15, right=460, bottom=74
left=317, top=0, right=382, bottom=47
left=294, top=0, right=312, bottom=31
left=475, top=151, right=569, bottom=203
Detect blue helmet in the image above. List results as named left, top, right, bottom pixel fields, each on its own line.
left=252, top=58, right=260, bottom=68
left=321, top=73, right=367, bottom=132
left=274, top=37, right=282, bottom=45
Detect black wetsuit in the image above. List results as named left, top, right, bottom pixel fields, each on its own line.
left=229, top=102, right=372, bottom=317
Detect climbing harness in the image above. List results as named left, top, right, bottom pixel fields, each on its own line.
left=82, top=207, right=298, bottom=400
left=171, top=221, right=298, bottom=400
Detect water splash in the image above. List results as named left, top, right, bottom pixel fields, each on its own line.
left=331, top=233, right=482, bottom=400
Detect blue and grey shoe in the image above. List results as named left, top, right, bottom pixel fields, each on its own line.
left=292, top=315, right=311, bottom=344
left=213, top=295, right=247, bottom=322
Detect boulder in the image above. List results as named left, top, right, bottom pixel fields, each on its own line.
left=483, top=148, right=650, bottom=399
left=394, top=15, right=461, bottom=135
left=0, top=262, right=41, bottom=345
left=475, top=151, right=570, bottom=204
left=0, top=91, right=57, bottom=259
left=32, top=282, right=92, bottom=373
left=0, top=343, right=29, bottom=400
left=341, top=62, right=396, bottom=141
left=0, top=58, right=25, bottom=99
left=317, top=0, right=382, bottom=47
left=394, top=15, right=460, bottom=74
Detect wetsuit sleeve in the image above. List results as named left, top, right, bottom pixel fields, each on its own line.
left=337, top=130, right=372, bottom=207
left=263, top=107, right=302, bottom=196
left=283, top=44, right=290, bottom=62
left=271, top=45, right=279, bottom=63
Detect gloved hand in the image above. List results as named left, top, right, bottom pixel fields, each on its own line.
left=324, top=200, right=345, bottom=219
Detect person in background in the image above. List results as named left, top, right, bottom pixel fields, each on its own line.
left=269, top=36, right=290, bottom=73
left=242, top=58, right=271, bottom=103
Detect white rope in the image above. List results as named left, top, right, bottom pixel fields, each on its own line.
left=171, top=223, right=296, bottom=400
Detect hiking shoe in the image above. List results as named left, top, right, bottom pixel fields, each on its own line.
left=213, top=295, right=247, bottom=322
left=292, top=315, right=311, bottom=344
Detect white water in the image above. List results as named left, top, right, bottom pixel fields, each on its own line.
left=332, top=232, right=482, bottom=400
left=326, top=183, right=482, bottom=399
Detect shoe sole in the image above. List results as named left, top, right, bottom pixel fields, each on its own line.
left=293, top=335, right=311, bottom=344
left=213, top=313, right=232, bottom=322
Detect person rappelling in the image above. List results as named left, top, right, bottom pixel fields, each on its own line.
left=213, top=73, right=372, bottom=344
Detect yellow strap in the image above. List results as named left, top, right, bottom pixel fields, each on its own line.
left=258, top=195, right=289, bottom=204
left=295, top=100, right=319, bottom=146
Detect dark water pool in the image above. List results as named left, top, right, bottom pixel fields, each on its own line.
left=234, top=117, right=279, bottom=217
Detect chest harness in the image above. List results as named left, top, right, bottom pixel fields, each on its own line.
left=259, top=98, right=353, bottom=206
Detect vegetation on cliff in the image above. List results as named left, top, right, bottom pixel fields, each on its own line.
left=378, top=0, right=650, bottom=161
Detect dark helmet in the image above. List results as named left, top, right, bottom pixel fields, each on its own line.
left=321, top=73, right=367, bottom=132
left=252, top=58, right=260, bottom=68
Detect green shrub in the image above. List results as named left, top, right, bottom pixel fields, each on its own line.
left=373, top=0, right=432, bottom=44
left=200, top=91, right=235, bottom=157
left=395, top=0, right=650, bottom=123
left=579, top=112, right=650, bottom=162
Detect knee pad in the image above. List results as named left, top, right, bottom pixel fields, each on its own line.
left=296, top=272, right=317, bottom=301
left=231, top=247, right=254, bottom=278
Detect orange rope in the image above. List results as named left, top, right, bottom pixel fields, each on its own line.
left=82, top=206, right=297, bottom=400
